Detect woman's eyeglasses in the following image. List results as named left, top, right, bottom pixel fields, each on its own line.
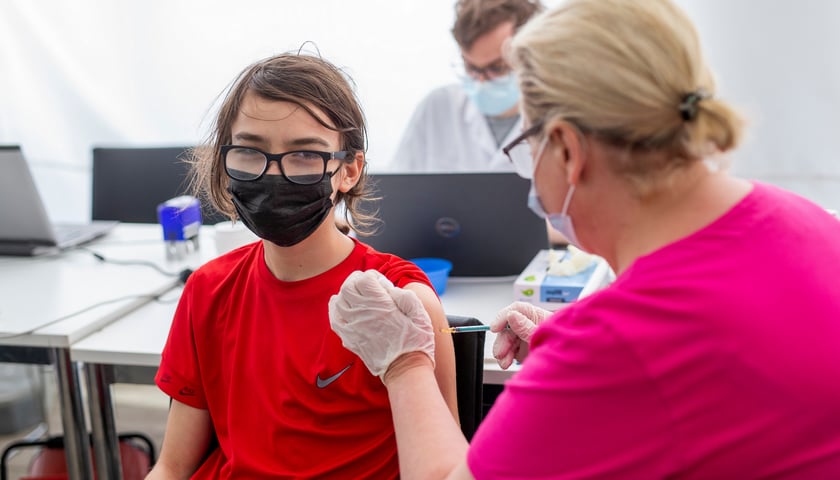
left=501, top=122, right=544, bottom=163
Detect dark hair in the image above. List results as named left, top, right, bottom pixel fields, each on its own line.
left=188, top=52, right=378, bottom=235
left=452, top=0, right=543, bottom=50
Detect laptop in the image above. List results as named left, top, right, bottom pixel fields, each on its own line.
left=361, top=172, right=549, bottom=276
left=0, top=145, right=118, bottom=256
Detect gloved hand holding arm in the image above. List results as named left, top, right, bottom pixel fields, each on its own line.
left=491, top=301, right=553, bottom=369
left=331, top=270, right=469, bottom=479
left=328, top=270, right=436, bottom=379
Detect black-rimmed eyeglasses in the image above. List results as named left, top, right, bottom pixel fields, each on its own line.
left=461, top=57, right=512, bottom=82
left=502, top=122, right=544, bottom=163
left=222, top=145, right=352, bottom=185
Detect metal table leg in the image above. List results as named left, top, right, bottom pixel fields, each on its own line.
left=87, top=363, right=123, bottom=480
left=54, top=348, right=95, bottom=480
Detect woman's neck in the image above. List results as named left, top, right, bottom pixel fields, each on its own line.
left=610, top=163, right=752, bottom=274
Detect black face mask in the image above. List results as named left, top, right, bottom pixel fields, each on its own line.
left=228, top=172, right=335, bottom=247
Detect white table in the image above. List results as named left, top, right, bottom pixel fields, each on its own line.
left=0, top=224, right=211, bottom=480
left=72, top=277, right=522, bottom=384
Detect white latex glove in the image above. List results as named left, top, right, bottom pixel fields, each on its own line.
left=491, top=301, right=552, bottom=369
left=328, top=270, right=435, bottom=378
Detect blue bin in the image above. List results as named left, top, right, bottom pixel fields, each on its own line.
left=410, top=258, right=453, bottom=295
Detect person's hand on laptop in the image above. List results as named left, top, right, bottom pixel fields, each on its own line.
left=328, top=270, right=436, bottom=380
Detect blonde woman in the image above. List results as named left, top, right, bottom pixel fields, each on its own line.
left=329, top=0, right=840, bottom=478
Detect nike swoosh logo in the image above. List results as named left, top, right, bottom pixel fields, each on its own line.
left=316, top=364, right=353, bottom=389
left=178, top=386, right=196, bottom=396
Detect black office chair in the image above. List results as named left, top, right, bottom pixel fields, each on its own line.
left=91, top=146, right=226, bottom=224
left=447, top=315, right=486, bottom=440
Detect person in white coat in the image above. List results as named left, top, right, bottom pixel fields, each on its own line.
left=390, top=0, right=543, bottom=178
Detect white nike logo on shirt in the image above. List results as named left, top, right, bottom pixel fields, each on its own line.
left=315, top=364, right=353, bottom=388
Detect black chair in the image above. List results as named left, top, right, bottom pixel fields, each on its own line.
left=447, top=315, right=485, bottom=440
left=91, top=146, right=226, bottom=224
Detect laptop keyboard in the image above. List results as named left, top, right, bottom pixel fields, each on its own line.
left=53, top=224, right=90, bottom=243
left=52, top=221, right=118, bottom=248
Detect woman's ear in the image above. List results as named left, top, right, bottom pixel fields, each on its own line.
left=337, top=151, right=364, bottom=193
left=544, top=121, right=586, bottom=186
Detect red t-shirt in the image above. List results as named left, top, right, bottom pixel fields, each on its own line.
left=156, top=238, right=431, bottom=479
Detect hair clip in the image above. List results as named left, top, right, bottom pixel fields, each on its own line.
left=678, top=90, right=709, bottom=121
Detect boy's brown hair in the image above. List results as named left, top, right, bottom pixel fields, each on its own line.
left=189, top=53, right=378, bottom=235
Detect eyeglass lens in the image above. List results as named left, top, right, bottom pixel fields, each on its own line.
left=461, top=56, right=510, bottom=81
left=225, top=147, right=328, bottom=185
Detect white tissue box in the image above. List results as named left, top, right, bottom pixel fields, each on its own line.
left=513, top=249, right=613, bottom=311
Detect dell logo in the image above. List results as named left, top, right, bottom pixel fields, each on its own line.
left=435, top=217, right=461, bottom=238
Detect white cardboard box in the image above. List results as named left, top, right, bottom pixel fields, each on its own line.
left=513, top=249, right=614, bottom=311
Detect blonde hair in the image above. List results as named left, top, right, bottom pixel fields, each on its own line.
left=509, top=0, right=744, bottom=191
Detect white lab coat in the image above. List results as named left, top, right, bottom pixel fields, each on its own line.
left=390, top=84, right=532, bottom=178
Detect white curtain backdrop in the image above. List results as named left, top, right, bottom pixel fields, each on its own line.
left=1, top=0, right=838, bottom=222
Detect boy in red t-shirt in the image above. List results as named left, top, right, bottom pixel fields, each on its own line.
left=146, top=53, right=458, bottom=479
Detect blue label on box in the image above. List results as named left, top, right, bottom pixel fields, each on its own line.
left=539, top=262, right=597, bottom=303
left=514, top=249, right=606, bottom=309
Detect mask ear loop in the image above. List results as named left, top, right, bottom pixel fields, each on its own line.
left=532, top=118, right=591, bottom=196
left=532, top=135, right=550, bottom=174
left=560, top=184, right=576, bottom=216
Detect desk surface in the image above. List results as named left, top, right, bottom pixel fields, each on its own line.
left=0, top=223, right=218, bottom=480
left=71, top=226, right=613, bottom=385
left=0, top=224, right=211, bottom=348
left=72, top=276, right=522, bottom=381
left=71, top=253, right=524, bottom=384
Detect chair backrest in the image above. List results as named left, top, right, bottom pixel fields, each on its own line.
left=1, top=433, right=155, bottom=480
left=447, top=315, right=485, bottom=440
left=91, top=146, right=226, bottom=224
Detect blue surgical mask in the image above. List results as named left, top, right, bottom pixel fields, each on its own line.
left=462, top=73, right=520, bottom=116
left=527, top=136, right=583, bottom=250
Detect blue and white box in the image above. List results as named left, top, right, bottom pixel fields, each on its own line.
left=514, top=249, right=613, bottom=311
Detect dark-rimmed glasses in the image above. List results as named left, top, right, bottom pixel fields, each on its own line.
left=453, top=56, right=512, bottom=82
left=222, top=145, right=352, bottom=185
left=463, top=57, right=512, bottom=81
left=502, top=121, right=544, bottom=163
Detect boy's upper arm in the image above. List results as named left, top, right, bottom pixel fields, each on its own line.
left=153, top=399, right=215, bottom=478
left=405, top=282, right=460, bottom=421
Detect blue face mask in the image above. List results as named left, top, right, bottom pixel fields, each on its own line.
left=462, top=73, right=520, bottom=116
left=527, top=136, right=583, bottom=250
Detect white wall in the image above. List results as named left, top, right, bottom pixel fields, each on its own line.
left=1, top=0, right=838, bottom=223
left=678, top=0, right=840, bottom=211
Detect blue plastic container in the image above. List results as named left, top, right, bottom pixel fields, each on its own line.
left=410, top=258, right=453, bottom=295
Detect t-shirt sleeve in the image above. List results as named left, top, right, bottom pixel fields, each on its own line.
left=155, top=277, right=208, bottom=410
left=362, top=250, right=433, bottom=291
left=467, top=308, right=675, bottom=478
